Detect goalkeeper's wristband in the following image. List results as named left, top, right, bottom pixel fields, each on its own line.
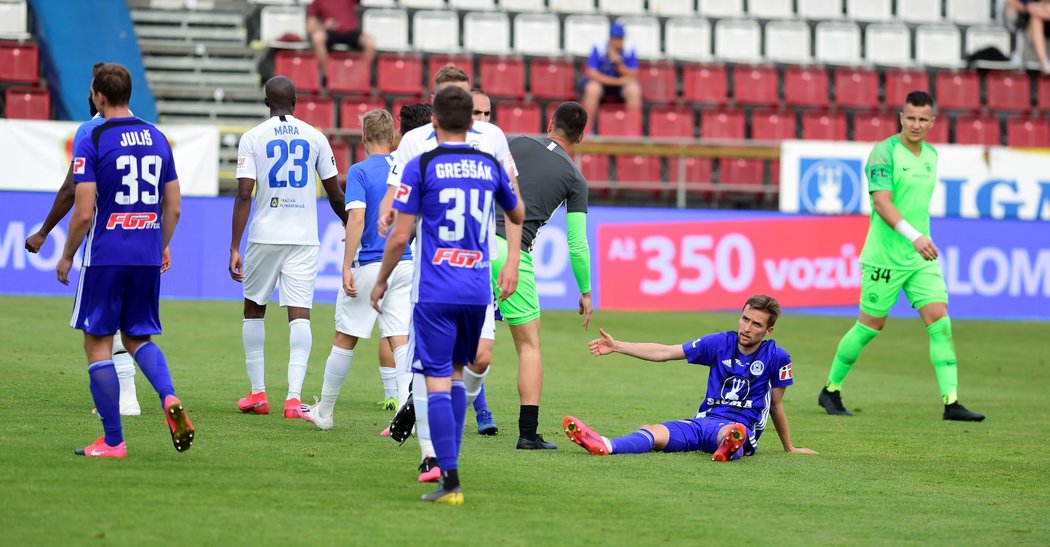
left=894, top=220, right=923, bottom=243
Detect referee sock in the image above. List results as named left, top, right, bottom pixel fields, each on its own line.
left=133, top=342, right=175, bottom=403
left=609, top=429, right=654, bottom=455
left=519, top=405, right=539, bottom=439
left=88, top=360, right=123, bottom=446
left=827, top=321, right=880, bottom=391
left=243, top=319, right=266, bottom=393
left=927, top=317, right=959, bottom=404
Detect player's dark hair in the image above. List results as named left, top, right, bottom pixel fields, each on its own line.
left=399, top=102, right=433, bottom=135
left=432, top=86, right=473, bottom=133
left=905, top=91, right=935, bottom=109
left=743, top=294, right=781, bottom=327
left=550, top=102, right=588, bottom=142
left=91, top=63, right=132, bottom=107
left=434, top=65, right=470, bottom=89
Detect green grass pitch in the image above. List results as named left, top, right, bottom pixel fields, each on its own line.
left=1, top=295, right=1048, bottom=545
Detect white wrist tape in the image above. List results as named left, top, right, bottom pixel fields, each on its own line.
left=894, top=220, right=923, bottom=243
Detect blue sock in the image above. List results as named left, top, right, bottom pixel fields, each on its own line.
left=427, top=391, right=458, bottom=472
left=472, top=384, right=489, bottom=413
left=88, top=361, right=123, bottom=446
left=134, top=342, right=175, bottom=404
left=451, top=380, right=467, bottom=453
left=610, top=429, right=655, bottom=454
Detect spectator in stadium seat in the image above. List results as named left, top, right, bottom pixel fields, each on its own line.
left=579, top=22, right=641, bottom=132
left=471, top=89, right=491, bottom=124
left=308, top=0, right=376, bottom=85
left=1006, top=0, right=1050, bottom=74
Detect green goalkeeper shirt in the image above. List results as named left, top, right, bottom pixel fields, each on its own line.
left=859, top=134, right=939, bottom=271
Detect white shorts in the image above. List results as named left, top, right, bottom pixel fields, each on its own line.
left=335, top=260, right=413, bottom=338
left=243, top=243, right=318, bottom=308
left=480, top=302, right=495, bottom=341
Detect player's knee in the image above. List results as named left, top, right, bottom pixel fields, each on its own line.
left=474, top=347, right=492, bottom=369
left=333, top=331, right=358, bottom=350
left=584, top=81, right=603, bottom=97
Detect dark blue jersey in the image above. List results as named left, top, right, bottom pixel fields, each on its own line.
left=72, top=117, right=177, bottom=267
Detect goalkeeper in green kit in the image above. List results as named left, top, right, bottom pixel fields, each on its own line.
left=818, top=91, right=984, bottom=422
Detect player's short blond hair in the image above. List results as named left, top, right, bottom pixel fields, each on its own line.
left=360, top=108, right=394, bottom=145
left=434, top=66, right=470, bottom=89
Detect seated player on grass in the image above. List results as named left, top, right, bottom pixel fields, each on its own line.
left=564, top=294, right=817, bottom=461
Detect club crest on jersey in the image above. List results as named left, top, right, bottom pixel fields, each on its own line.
left=749, top=360, right=764, bottom=376
left=270, top=197, right=279, bottom=208
left=73, top=157, right=85, bottom=175
left=707, top=377, right=752, bottom=408
left=106, top=212, right=159, bottom=230
left=432, top=248, right=483, bottom=267
left=779, top=364, right=793, bottom=381
left=394, top=184, right=412, bottom=203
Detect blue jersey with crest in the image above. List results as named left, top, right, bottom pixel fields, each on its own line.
left=345, top=153, right=412, bottom=265
left=681, top=331, right=794, bottom=439
left=72, top=117, right=177, bottom=267
left=393, top=143, right=518, bottom=306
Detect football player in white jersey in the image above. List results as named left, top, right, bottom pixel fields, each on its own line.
left=230, top=76, right=347, bottom=419
left=376, top=66, right=522, bottom=483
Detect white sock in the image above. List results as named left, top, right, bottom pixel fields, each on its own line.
left=287, top=318, right=312, bottom=400
left=379, top=367, right=398, bottom=399
left=319, top=346, right=353, bottom=417
left=413, top=372, right=435, bottom=459
left=393, top=344, right=412, bottom=407
left=463, top=366, right=488, bottom=406
left=243, top=319, right=266, bottom=393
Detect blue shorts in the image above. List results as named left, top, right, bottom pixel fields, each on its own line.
left=70, top=266, right=161, bottom=337
left=661, top=417, right=756, bottom=460
left=410, top=302, right=486, bottom=378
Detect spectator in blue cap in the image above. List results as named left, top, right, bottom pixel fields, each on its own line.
left=579, top=21, right=641, bottom=131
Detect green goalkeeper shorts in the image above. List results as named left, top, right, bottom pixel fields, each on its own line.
left=859, top=260, right=948, bottom=317
left=489, top=235, right=541, bottom=325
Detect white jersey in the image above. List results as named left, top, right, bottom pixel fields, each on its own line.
left=236, top=114, right=338, bottom=245
left=386, top=120, right=518, bottom=187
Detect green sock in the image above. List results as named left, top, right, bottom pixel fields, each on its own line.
left=827, top=321, right=880, bottom=390
left=927, top=316, right=959, bottom=404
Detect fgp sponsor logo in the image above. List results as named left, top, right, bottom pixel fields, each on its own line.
left=799, top=158, right=863, bottom=214
left=106, top=212, right=159, bottom=230
left=394, top=184, right=412, bottom=204
left=432, top=248, right=483, bottom=268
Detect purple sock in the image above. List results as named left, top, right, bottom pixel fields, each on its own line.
left=472, top=383, right=489, bottom=413
left=452, top=380, right=467, bottom=453
left=427, top=391, right=458, bottom=472
left=610, top=429, right=655, bottom=454
left=88, top=361, right=123, bottom=446
left=134, top=342, right=175, bottom=404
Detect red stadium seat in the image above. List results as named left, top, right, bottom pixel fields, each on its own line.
left=953, top=115, right=1000, bottom=145
left=615, top=155, right=663, bottom=191
left=719, top=158, right=764, bottom=184
left=926, top=116, right=949, bottom=143
left=801, top=110, right=847, bottom=140
left=326, top=52, right=371, bottom=94
left=666, top=157, right=715, bottom=194
left=700, top=108, right=745, bottom=140
left=494, top=101, right=542, bottom=134
left=647, top=105, right=694, bottom=138
left=428, top=54, right=475, bottom=88
left=1006, top=117, right=1050, bottom=147
left=330, top=140, right=350, bottom=185
left=1039, top=77, right=1050, bottom=111
left=340, top=96, right=387, bottom=131
left=578, top=154, right=610, bottom=185
left=0, top=42, right=39, bottom=83
left=528, top=58, right=575, bottom=100
left=834, top=67, right=879, bottom=109
left=479, top=56, right=525, bottom=99
left=638, top=61, right=677, bottom=103
left=597, top=105, right=642, bottom=136
left=985, top=72, right=1031, bottom=112
left=851, top=110, right=895, bottom=142
left=884, top=69, right=930, bottom=108
left=3, top=86, right=49, bottom=119
left=274, top=50, right=320, bottom=92
left=750, top=109, right=797, bottom=141
left=377, top=53, right=424, bottom=96
left=296, top=94, right=334, bottom=129
left=732, top=65, right=778, bottom=106
left=353, top=143, right=367, bottom=163
left=783, top=66, right=829, bottom=108
left=934, top=70, right=979, bottom=111
left=681, top=64, right=727, bottom=105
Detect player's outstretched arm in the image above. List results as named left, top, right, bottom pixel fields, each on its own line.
left=160, top=180, right=181, bottom=253
left=871, top=190, right=938, bottom=261
left=371, top=211, right=414, bottom=312
left=342, top=208, right=365, bottom=297
left=321, top=175, right=348, bottom=225
left=588, top=328, right=686, bottom=362
left=57, top=182, right=97, bottom=285
left=26, top=165, right=76, bottom=253
left=229, top=177, right=254, bottom=282
left=769, top=386, right=818, bottom=455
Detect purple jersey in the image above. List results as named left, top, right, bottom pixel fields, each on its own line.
left=681, top=331, right=794, bottom=439
left=393, top=143, right=518, bottom=306
left=72, top=117, right=177, bottom=267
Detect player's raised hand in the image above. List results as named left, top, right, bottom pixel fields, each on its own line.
left=496, top=263, right=519, bottom=301
left=913, top=236, right=939, bottom=261
left=161, top=247, right=172, bottom=273
left=25, top=231, right=45, bottom=254
left=56, top=256, right=72, bottom=285
left=370, top=280, right=387, bottom=313
left=579, top=292, right=593, bottom=331
left=229, top=249, right=244, bottom=282
left=589, top=328, right=616, bottom=356
left=343, top=267, right=357, bottom=298
left=787, top=447, right=819, bottom=455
